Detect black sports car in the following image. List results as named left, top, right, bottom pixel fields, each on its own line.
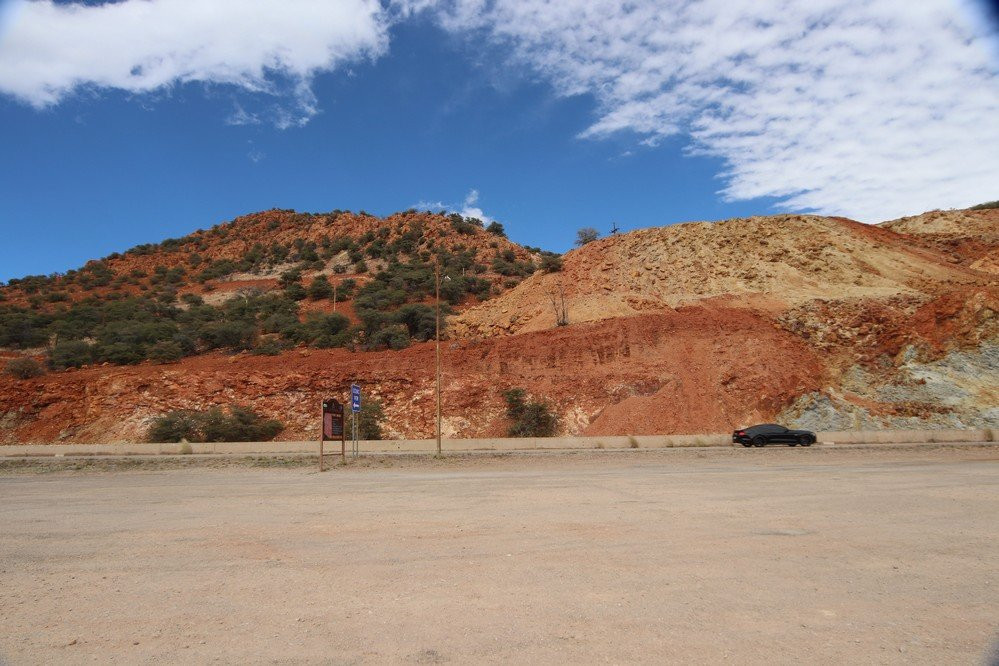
left=733, top=423, right=816, bottom=447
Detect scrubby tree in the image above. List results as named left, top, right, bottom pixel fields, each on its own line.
left=575, top=227, right=600, bottom=247
left=147, top=405, right=283, bottom=443
left=307, top=275, right=334, bottom=300
left=357, top=398, right=386, bottom=440
left=502, top=388, right=559, bottom=437
left=367, top=324, right=410, bottom=350
left=4, top=357, right=45, bottom=379
left=540, top=254, right=563, bottom=273
left=485, top=221, right=506, bottom=237
left=50, top=340, right=94, bottom=369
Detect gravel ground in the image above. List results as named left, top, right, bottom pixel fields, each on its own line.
left=1, top=446, right=997, bottom=664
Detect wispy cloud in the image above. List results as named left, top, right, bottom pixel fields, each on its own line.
left=419, top=0, right=999, bottom=221
left=2, top=0, right=996, bottom=221
left=414, top=188, right=494, bottom=222
left=0, top=0, right=388, bottom=128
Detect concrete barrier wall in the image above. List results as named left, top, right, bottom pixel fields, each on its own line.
left=0, top=429, right=992, bottom=457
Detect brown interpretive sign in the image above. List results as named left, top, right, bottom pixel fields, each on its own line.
left=320, top=398, right=346, bottom=470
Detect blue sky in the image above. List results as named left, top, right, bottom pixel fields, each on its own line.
left=1, top=0, right=997, bottom=283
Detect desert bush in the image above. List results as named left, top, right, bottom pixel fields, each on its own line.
left=337, top=278, right=357, bottom=299
left=502, top=388, right=559, bottom=437
left=147, top=410, right=201, bottom=443
left=969, top=200, right=999, bottom=210
left=357, top=398, right=386, bottom=440
left=307, top=275, right=334, bottom=300
left=196, top=259, right=239, bottom=283
left=449, top=214, right=479, bottom=235
left=250, top=338, right=287, bottom=355
left=50, top=340, right=94, bottom=369
left=0, top=309, right=49, bottom=348
left=283, top=283, right=307, bottom=301
left=148, top=405, right=283, bottom=443
left=367, top=324, right=411, bottom=350
left=148, top=340, right=184, bottom=363
left=540, top=254, right=563, bottom=273
left=282, top=312, right=351, bottom=348
left=4, top=357, right=45, bottom=379
left=97, top=341, right=146, bottom=365
left=485, top=221, right=506, bottom=236
left=393, top=304, right=439, bottom=341
left=197, top=321, right=255, bottom=351
left=575, top=227, right=600, bottom=246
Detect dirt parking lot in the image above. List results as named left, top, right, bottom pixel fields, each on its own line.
left=1, top=446, right=997, bottom=664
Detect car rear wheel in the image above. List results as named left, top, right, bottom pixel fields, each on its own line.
left=752, top=436, right=767, bottom=447
left=798, top=435, right=813, bottom=447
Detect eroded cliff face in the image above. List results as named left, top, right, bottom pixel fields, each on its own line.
left=2, top=207, right=997, bottom=442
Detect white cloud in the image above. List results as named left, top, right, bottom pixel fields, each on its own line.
left=0, top=0, right=388, bottom=127
left=420, top=0, right=999, bottom=221
left=2, top=0, right=996, bottom=220
left=415, top=188, right=494, bottom=222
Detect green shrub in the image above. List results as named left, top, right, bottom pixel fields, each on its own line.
left=4, top=357, right=45, bottom=379
left=485, top=221, right=506, bottom=236
left=50, top=340, right=93, bottom=369
left=97, top=341, right=146, bottom=365
left=367, top=324, right=410, bottom=350
left=148, top=341, right=185, bottom=363
left=283, top=283, right=307, bottom=301
left=393, top=304, right=439, bottom=341
left=148, top=410, right=201, bottom=443
left=196, top=259, right=239, bottom=282
left=0, top=309, right=50, bottom=348
left=250, top=338, right=287, bottom=356
left=197, top=321, right=255, bottom=350
left=357, top=398, right=386, bottom=440
left=502, top=388, right=558, bottom=437
left=337, top=278, right=357, bottom=299
left=969, top=200, right=999, bottom=210
left=540, top=254, right=563, bottom=273
left=282, top=312, right=351, bottom=347
left=575, top=227, right=600, bottom=246
left=307, top=275, right=334, bottom=300
left=148, top=405, right=283, bottom=443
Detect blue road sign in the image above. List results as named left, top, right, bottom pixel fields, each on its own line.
left=351, top=384, right=361, bottom=413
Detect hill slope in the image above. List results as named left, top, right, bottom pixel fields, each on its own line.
left=452, top=214, right=990, bottom=337
left=1, top=206, right=997, bottom=443
left=880, top=208, right=999, bottom=274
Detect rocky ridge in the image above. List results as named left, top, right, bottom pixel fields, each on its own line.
left=2, top=206, right=997, bottom=442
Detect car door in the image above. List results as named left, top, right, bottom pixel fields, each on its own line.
left=769, top=425, right=791, bottom=443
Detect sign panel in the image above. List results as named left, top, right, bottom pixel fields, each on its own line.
left=351, top=384, right=361, bottom=413
left=322, top=399, right=344, bottom=440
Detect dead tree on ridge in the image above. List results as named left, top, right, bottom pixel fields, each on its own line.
left=546, top=281, right=569, bottom=327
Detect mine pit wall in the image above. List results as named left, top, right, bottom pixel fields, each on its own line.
left=1, top=429, right=992, bottom=457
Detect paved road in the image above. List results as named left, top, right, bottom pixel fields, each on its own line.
left=1, top=447, right=997, bottom=664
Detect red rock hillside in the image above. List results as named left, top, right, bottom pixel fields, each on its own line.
left=1, top=206, right=997, bottom=443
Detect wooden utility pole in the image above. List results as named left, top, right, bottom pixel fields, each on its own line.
left=435, top=258, right=442, bottom=455
left=319, top=402, right=324, bottom=472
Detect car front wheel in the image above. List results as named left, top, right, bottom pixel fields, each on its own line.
left=798, top=435, right=813, bottom=447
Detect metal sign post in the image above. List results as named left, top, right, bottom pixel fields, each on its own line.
left=350, top=384, right=361, bottom=457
